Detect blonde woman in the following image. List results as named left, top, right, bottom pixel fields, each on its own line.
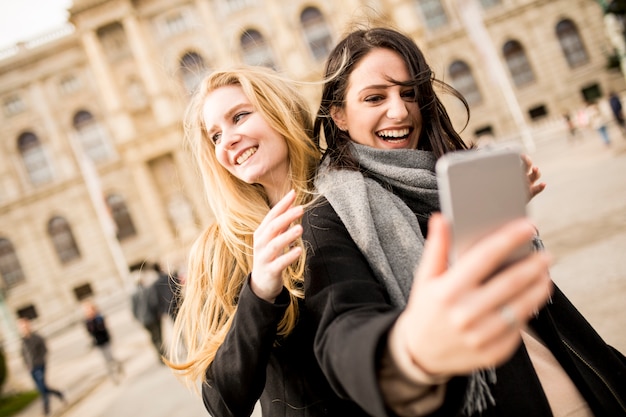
left=168, top=67, right=362, bottom=416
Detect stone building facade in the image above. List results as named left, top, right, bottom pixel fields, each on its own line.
left=0, top=0, right=622, bottom=342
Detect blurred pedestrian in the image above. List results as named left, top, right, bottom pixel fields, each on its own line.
left=609, top=91, right=626, bottom=135
left=18, top=318, right=65, bottom=416
left=82, top=300, right=124, bottom=383
left=151, top=262, right=180, bottom=321
left=562, top=111, right=580, bottom=143
left=585, top=99, right=612, bottom=146
left=130, top=273, right=164, bottom=359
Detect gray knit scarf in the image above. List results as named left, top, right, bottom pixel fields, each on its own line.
left=315, top=143, right=439, bottom=306
left=315, top=142, right=496, bottom=415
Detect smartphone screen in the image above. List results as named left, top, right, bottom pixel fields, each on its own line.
left=436, top=146, right=531, bottom=265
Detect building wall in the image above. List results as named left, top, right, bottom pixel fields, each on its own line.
left=0, top=0, right=622, bottom=341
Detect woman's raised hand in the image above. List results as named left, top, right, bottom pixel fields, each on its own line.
left=521, top=154, right=546, bottom=201
left=391, top=214, right=553, bottom=377
left=250, top=190, right=304, bottom=302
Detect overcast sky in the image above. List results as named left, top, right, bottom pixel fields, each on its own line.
left=0, top=0, right=72, bottom=50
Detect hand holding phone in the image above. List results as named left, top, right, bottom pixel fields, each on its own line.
left=436, top=146, right=532, bottom=265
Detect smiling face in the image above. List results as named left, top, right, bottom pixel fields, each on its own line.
left=202, top=85, right=290, bottom=201
left=331, top=48, right=422, bottom=150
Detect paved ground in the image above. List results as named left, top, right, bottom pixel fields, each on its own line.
left=5, top=121, right=626, bottom=417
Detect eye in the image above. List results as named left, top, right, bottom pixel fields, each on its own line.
left=364, top=95, right=384, bottom=103
left=211, top=132, right=222, bottom=144
left=234, top=111, right=250, bottom=123
left=401, top=89, right=416, bottom=100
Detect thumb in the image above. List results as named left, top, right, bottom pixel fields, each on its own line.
left=415, top=213, right=450, bottom=282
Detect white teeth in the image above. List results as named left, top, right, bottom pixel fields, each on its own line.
left=236, top=147, right=257, bottom=165
left=377, top=128, right=410, bottom=138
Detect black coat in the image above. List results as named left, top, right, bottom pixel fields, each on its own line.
left=302, top=197, right=626, bottom=417
left=85, top=314, right=111, bottom=346
left=201, top=278, right=366, bottom=417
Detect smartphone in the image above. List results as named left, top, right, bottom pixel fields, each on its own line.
left=435, top=145, right=531, bottom=265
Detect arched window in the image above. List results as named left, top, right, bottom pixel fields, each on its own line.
left=417, top=0, right=448, bottom=30
left=240, top=29, right=276, bottom=68
left=73, top=110, right=112, bottom=163
left=106, top=194, right=137, bottom=240
left=48, top=216, right=81, bottom=264
left=300, top=7, right=332, bottom=61
left=449, top=60, right=482, bottom=105
left=180, top=51, right=208, bottom=95
left=556, top=19, right=589, bottom=68
left=18, top=132, right=54, bottom=186
left=503, top=40, right=535, bottom=87
left=0, top=238, right=25, bottom=288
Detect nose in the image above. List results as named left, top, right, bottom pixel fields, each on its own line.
left=219, top=128, right=241, bottom=149
left=386, top=95, right=409, bottom=121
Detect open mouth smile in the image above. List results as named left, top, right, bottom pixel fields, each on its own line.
left=376, top=128, right=411, bottom=142
left=236, top=147, right=258, bottom=165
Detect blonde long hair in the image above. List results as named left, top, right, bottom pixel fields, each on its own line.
left=169, top=67, right=320, bottom=389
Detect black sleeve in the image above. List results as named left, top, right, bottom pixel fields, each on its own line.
left=303, top=200, right=404, bottom=416
left=202, top=277, right=290, bottom=417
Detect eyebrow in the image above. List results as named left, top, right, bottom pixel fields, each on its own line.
left=205, top=102, right=247, bottom=133
left=358, top=84, right=393, bottom=94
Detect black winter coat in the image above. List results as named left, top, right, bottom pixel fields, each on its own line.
left=201, top=278, right=366, bottom=417
left=302, top=197, right=626, bottom=417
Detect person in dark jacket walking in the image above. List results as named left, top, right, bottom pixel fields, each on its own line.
left=82, top=300, right=123, bottom=383
left=303, top=26, right=626, bottom=416
left=151, top=262, right=179, bottom=321
left=609, top=91, right=626, bottom=135
left=18, top=318, right=65, bottom=416
left=131, top=274, right=163, bottom=358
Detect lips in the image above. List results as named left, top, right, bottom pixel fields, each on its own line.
left=236, top=147, right=258, bottom=165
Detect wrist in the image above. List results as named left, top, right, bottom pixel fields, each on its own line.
left=389, top=315, right=450, bottom=385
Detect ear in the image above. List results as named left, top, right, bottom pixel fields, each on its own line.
left=330, top=106, right=347, bottom=131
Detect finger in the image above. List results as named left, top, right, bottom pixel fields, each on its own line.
left=255, top=205, right=304, bottom=248
left=415, top=214, right=451, bottom=282
left=520, top=154, right=532, bottom=170
left=528, top=166, right=541, bottom=182
left=447, top=219, right=537, bottom=292
left=465, top=273, right=552, bottom=368
left=259, top=189, right=297, bottom=229
left=529, top=183, right=546, bottom=199
left=470, top=321, right=523, bottom=369
left=259, top=224, right=303, bottom=262
left=457, top=252, right=552, bottom=326
left=271, top=246, right=303, bottom=277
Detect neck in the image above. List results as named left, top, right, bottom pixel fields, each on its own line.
left=265, top=181, right=290, bottom=207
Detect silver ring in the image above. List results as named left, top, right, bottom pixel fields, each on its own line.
left=500, top=305, right=518, bottom=328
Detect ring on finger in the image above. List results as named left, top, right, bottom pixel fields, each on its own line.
left=499, top=305, right=518, bottom=329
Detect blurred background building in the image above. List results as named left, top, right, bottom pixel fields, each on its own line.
left=0, top=0, right=622, bottom=347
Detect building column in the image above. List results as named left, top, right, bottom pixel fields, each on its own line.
left=130, top=160, right=175, bottom=253
left=80, top=30, right=135, bottom=142
left=262, top=0, right=304, bottom=73
left=29, top=81, right=74, bottom=178
left=194, top=0, right=232, bottom=65
left=122, top=14, right=177, bottom=125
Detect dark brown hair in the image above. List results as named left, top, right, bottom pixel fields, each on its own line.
left=314, top=27, right=470, bottom=170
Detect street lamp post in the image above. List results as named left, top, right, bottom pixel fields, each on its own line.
left=604, top=0, right=626, bottom=83
left=456, top=0, right=536, bottom=152
left=67, top=135, right=129, bottom=289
